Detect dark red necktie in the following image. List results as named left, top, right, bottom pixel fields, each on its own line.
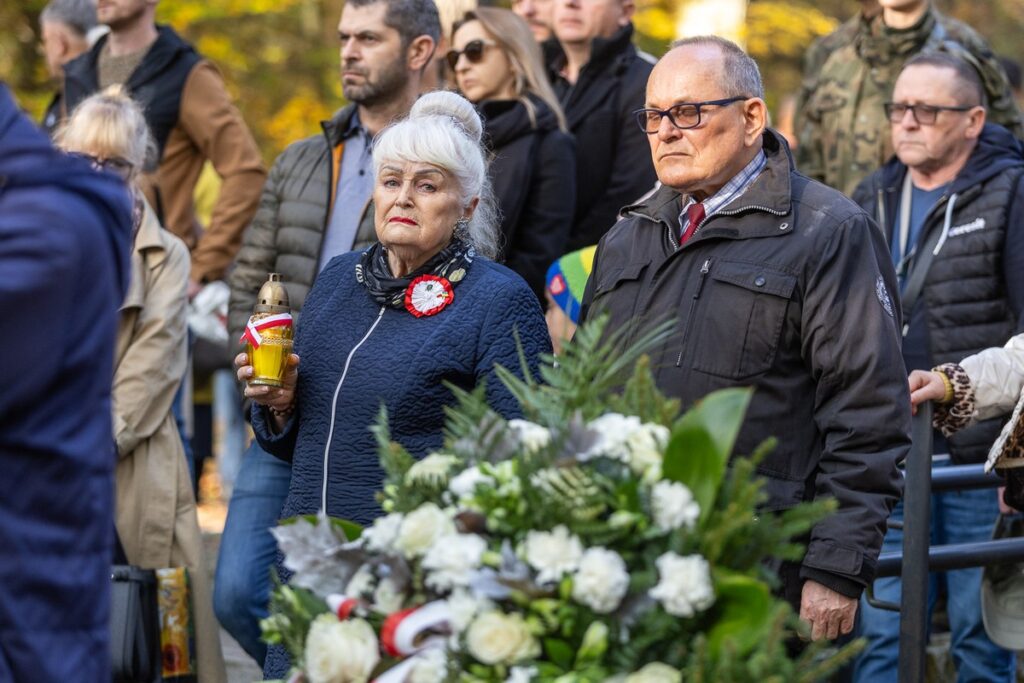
left=680, top=202, right=705, bottom=245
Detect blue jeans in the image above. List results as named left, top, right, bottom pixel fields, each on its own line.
left=213, top=441, right=291, bottom=666
left=853, top=462, right=1014, bottom=683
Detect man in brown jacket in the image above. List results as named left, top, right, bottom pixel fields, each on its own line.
left=63, top=0, right=266, bottom=293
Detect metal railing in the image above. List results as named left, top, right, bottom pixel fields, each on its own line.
left=865, top=404, right=1024, bottom=683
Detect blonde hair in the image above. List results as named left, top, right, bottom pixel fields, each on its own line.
left=374, top=91, right=500, bottom=259
left=456, top=7, right=567, bottom=132
left=433, top=0, right=477, bottom=43
left=56, top=85, right=154, bottom=175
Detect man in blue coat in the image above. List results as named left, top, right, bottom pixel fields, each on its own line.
left=0, top=83, right=132, bottom=682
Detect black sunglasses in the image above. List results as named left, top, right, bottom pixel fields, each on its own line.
left=634, top=96, right=748, bottom=134
left=445, top=39, right=496, bottom=70
left=883, top=101, right=976, bottom=125
left=70, top=152, right=135, bottom=181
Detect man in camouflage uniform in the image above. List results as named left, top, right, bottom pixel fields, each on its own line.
left=796, top=0, right=1023, bottom=196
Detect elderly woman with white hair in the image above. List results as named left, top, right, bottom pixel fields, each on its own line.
left=238, top=90, right=549, bottom=526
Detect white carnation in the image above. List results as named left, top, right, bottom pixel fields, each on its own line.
left=373, top=577, right=404, bottom=614
left=522, top=525, right=583, bottom=584
left=304, top=614, right=380, bottom=683
left=362, top=513, right=403, bottom=553
left=345, top=565, right=375, bottom=599
left=648, top=552, right=715, bottom=617
left=571, top=547, right=630, bottom=613
left=581, top=413, right=643, bottom=462
left=625, top=423, right=669, bottom=475
left=394, top=503, right=455, bottom=558
left=448, top=466, right=495, bottom=500
left=508, top=419, right=551, bottom=453
left=651, top=480, right=700, bottom=532
left=506, top=666, right=537, bottom=683
left=466, top=611, right=540, bottom=665
left=422, top=533, right=487, bottom=592
left=446, top=588, right=492, bottom=633
left=625, top=663, right=682, bottom=683
left=409, top=648, right=447, bottom=683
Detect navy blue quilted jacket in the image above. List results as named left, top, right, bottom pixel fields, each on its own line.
left=253, top=250, right=551, bottom=525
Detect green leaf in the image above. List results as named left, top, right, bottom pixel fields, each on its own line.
left=662, top=388, right=753, bottom=520
left=545, top=637, right=575, bottom=670
left=330, top=517, right=364, bottom=541
left=707, top=572, right=773, bottom=658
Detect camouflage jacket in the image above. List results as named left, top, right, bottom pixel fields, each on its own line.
left=796, top=6, right=1024, bottom=196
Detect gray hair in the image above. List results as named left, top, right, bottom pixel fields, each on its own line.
left=373, top=91, right=500, bottom=259
left=903, top=51, right=988, bottom=109
left=346, top=0, right=441, bottom=48
left=40, top=0, right=97, bottom=37
left=670, top=35, right=764, bottom=100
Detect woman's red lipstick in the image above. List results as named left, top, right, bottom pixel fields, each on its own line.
left=389, top=216, right=417, bottom=225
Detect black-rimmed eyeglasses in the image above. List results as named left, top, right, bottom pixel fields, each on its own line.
left=884, top=102, right=976, bottom=125
left=634, top=96, right=748, bottom=134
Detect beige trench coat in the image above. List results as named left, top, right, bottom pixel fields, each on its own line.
left=113, top=201, right=226, bottom=683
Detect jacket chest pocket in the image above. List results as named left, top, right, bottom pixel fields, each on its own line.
left=591, top=261, right=648, bottom=325
left=688, top=260, right=796, bottom=380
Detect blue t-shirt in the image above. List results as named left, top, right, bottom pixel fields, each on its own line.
left=891, top=182, right=948, bottom=289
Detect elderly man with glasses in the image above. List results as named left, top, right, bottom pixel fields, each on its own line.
left=849, top=52, right=1024, bottom=683
left=579, top=36, right=911, bottom=642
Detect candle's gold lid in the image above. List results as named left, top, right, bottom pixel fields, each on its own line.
left=254, top=273, right=290, bottom=313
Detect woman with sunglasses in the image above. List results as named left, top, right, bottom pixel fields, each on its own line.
left=449, top=8, right=576, bottom=300
left=57, top=87, right=227, bottom=682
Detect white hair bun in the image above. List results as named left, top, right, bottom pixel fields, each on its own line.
left=411, top=91, right=483, bottom=143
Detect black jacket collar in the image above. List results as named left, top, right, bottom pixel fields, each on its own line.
left=65, top=24, right=196, bottom=93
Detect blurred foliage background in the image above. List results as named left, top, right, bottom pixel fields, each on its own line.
left=2, top=0, right=1023, bottom=162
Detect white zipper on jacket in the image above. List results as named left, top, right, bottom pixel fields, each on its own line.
left=320, top=305, right=387, bottom=512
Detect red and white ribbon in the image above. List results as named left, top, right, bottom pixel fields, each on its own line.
left=326, top=593, right=362, bottom=621
left=374, top=601, right=452, bottom=683
left=240, top=313, right=292, bottom=349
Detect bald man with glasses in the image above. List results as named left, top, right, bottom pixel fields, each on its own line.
left=850, top=51, right=1024, bottom=683
left=581, top=36, right=911, bottom=642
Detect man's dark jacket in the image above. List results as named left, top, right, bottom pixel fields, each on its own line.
left=0, top=84, right=132, bottom=682
left=549, top=24, right=657, bottom=252
left=227, top=104, right=375, bottom=346
left=580, top=130, right=910, bottom=598
left=853, top=123, right=1024, bottom=463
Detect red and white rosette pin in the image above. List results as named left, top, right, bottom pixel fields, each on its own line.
left=240, top=312, right=293, bottom=349
left=325, top=593, right=362, bottom=620
left=404, top=275, right=454, bottom=318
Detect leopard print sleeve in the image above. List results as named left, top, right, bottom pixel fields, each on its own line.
left=933, top=363, right=975, bottom=438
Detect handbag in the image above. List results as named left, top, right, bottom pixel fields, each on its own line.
left=110, top=533, right=161, bottom=683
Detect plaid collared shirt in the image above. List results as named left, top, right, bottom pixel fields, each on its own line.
left=678, top=149, right=767, bottom=238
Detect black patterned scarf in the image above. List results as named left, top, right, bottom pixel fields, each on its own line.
left=356, top=238, right=474, bottom=310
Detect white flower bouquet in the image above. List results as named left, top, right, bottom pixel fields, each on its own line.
left=262, top=320, right=857, bottom=683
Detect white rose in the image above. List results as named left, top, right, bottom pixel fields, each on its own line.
left=506, top=666, right=537, bottom=683
left=422, top=533, right=487, bottom=592
left=581, top=414, right=643, bottom=462
left=650, top=480, right=700, bottom=532
left=345, top=565, right=375, bottom=599
left=522, top=525, right=583, bottom=584
left=394, top=503, right=455, bottom=558
left=624, top=662, right=682, bottom=683
left=626, top=423, right=669, bottom=474
left=448, top=466, right=495, bottom=500
left=508, top=419, right=551, bottom=453
left=446, top=588, right=492, bottom=633
left=304, top=614, right=380, bottom=683
left=406, top=454, right=460, bottom=486
left=648, top=552, right=715, bottom=618
left=571, top=547, right=630, bottom=614
left=373, top=577, right=404, bottom=614
left=466, top=611, right=540, bottom=665
left=409, top=648, right=447, bottom=683
left=362, top=513, right=403, bottom=553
